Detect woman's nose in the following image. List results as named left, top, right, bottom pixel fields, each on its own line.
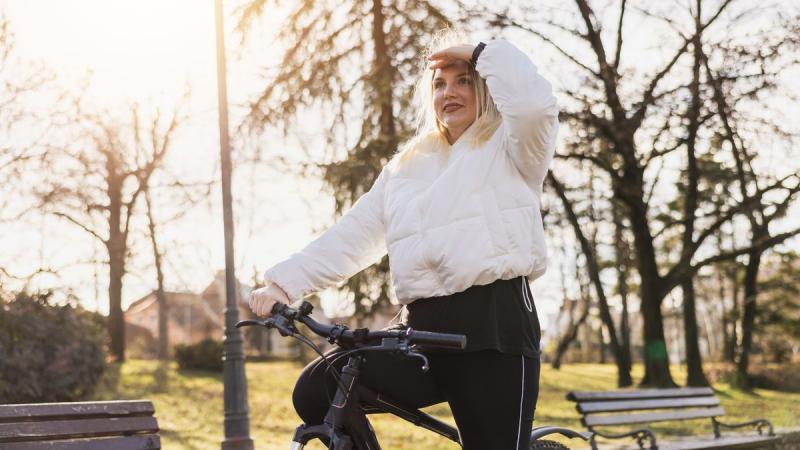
left=443, top=83, right=457, bottom=97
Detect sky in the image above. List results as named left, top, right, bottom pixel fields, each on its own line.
left=1, top=0, right=798, bottom=330
left=0, top=0, right=338, bottom=311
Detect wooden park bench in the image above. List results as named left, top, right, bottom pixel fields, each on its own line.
left=0, top=400, right=160, bottom=449
left=567, top=387, right=777, bottom=450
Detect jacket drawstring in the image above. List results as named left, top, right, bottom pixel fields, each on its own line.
left=521, top=276, right=533, bottom=313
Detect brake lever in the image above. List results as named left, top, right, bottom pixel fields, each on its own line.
left=270, top=315, right=296, bottom=337
left=235, top=320, right=263, bottom=328
left=406, top=350, right=430, bottom=372
left=235, top=317, right=296, bottom=337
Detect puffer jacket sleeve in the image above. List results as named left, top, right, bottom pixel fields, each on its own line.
left=263, top=167, right=389, bottom=301
left=475, top=39, right=559, bottom=195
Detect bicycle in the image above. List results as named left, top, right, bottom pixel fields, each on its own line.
left=237, top=300, right=591, bottom=450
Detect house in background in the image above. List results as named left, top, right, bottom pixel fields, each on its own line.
left=126, top=291, right=220, bottom=358
left=125, top=271, right=293, bottom=359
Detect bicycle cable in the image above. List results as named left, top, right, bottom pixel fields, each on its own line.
left=288, top=327, right=350, bottom=396
left=318, top=345, right=414, bottom=406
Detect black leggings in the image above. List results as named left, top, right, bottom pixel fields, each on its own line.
left=292, top=348, right=540, bottom=449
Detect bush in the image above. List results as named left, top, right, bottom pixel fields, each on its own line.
left=0, top=291, right=107, bottom=403
left=174, top=338, right=223, bottom=372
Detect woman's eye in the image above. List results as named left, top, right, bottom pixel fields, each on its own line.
left=459, top=77, right=470, bottom=85
left=434, top=81, right=444, bottom=89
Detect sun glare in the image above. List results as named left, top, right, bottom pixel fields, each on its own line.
left=9, top=0, right=216, bottom=106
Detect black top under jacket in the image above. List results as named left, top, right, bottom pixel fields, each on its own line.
left=404, top=275, right=542, bottom=358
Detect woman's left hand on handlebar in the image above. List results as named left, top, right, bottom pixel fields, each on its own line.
left=249, top=282, right=289, bottom=317
left=427, top=44, right=475, bottom=70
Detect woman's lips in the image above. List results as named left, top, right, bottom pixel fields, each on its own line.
left=443, top=104, right=462, bottom=113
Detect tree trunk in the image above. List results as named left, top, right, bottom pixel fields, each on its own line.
left=550, top=173, right=632, bottom=386
left=371, top=0, right=396, bottom=143
left=627, top=196, right=676, bottom=387
left=106, top=157, right=126, bottom=362
left=682, top=278, right=710, bottom=386
left=145, top=190, right=169, bottom=360
left=620, top=287, right=632, bottom=371
left=612, top=202, right=633, bottom=374
left=107, top=240, right=125, bottom=362
left=736, top=248, right=762, bottom=388
left=552, top=300, right=589, bottom=369
left=599, top=325, right=607, bottom=364
left=728, top=265, right=741, bottom=363
left=681, top=7, right=710, bottom=387
left=640, top=285, right=677, bottom=387
left=717, top=256, right=731, bottom=363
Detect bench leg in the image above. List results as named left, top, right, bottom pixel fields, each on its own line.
left=712, top=417, right=775, bottom=438
left=590, top=428, right=658, bottom=450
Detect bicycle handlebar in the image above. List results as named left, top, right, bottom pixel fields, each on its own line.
left=236, top=300, right=467, bottom=350
left=403, top=329, right=466, bottom=349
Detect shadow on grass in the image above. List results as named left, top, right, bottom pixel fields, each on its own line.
left=176, top=368, right=223, bottom=381
left=160, top=427, right=204, bottom=450
left=93, top=360, right=220, bottom=400
left=92, top=362, right=122, bottom=399
left=151, top=361, right=171, bottom=394
left=714, top=386, right=763, bottom=399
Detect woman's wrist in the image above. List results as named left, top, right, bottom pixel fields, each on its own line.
left=470, top=42, right=486, bottom=68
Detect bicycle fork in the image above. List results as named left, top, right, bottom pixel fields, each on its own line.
left=289, top=355, right=380, bottom=450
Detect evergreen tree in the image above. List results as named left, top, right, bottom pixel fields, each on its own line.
left=236, top=0, right=452, bottom=318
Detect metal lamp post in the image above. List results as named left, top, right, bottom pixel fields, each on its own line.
left=214, top=0, right=254, bottom=448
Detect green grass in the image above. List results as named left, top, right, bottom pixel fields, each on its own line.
left=91, top=360, right=800, bottom=449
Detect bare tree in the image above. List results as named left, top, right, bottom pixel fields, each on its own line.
left=143, top=189, right=169, bottom=360
left=480, top=0, right=800, bottom=386
left=701, top=32, right=800, bottom=386
left=611, top=199, right=633, bottom=377
left=142, top=160, right=213, bottom=360
left=33, top=101, right=185, bottom=361
left=549, top=170, right=633, bottom=386
left=550, top=254, right=591, bottom=370
left=0, top=16, right=52, bottom=221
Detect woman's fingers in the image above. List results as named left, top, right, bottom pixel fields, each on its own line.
left=427, top=57, right=459, bottom=71
left=428, top=45, right=474, bottom=65
left=263, top=297, right=273, bottom=317
left=249, top=288, right=270, bottom=317
left=247, top=283, right=290, bottom=317
left=259, top=298, right=270, bottom=317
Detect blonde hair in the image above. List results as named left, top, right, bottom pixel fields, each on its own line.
left=397, top=29, right=501, bottom=165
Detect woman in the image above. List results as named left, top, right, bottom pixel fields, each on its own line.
left=250, top=30, right=559, bottom=449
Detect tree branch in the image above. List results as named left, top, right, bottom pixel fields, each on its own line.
left=53, top=211, right=106, bottom=244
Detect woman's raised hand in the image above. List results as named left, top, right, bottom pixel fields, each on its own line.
left=427, top=44, right=475, bottom=70
left=249, top=281, right=290, bottom=317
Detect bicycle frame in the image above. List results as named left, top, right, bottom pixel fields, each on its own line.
left=237, top=301, right=592, bottom=449
left=290, top=352, right=460, bottom=450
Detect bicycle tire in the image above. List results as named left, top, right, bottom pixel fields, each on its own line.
left=529, top=439, right=571, bottom=450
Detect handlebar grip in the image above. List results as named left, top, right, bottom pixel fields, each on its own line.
left=407, top=330, right=467, bottom=349
left=271, top=302, right=288, bottom=315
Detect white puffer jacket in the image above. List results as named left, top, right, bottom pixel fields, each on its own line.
left=265, top=39, right=559, bottom=304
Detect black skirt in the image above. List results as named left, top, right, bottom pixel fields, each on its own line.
left=404, top=276, right=542, bottom=358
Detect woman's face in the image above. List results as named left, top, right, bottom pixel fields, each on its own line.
left=432, top=60, right=477, bottom=143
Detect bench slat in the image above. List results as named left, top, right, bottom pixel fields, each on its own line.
left=579, top=396, right=720, bottom=413
left=584, top=407, right=725, bottom=427
left=0, top=434, right=161, bottom=449
left=568, top=387, right=714, bottom=402
left=0, top=416, right=158, bottom=443
left=0, top=401, right=154, bottom=423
